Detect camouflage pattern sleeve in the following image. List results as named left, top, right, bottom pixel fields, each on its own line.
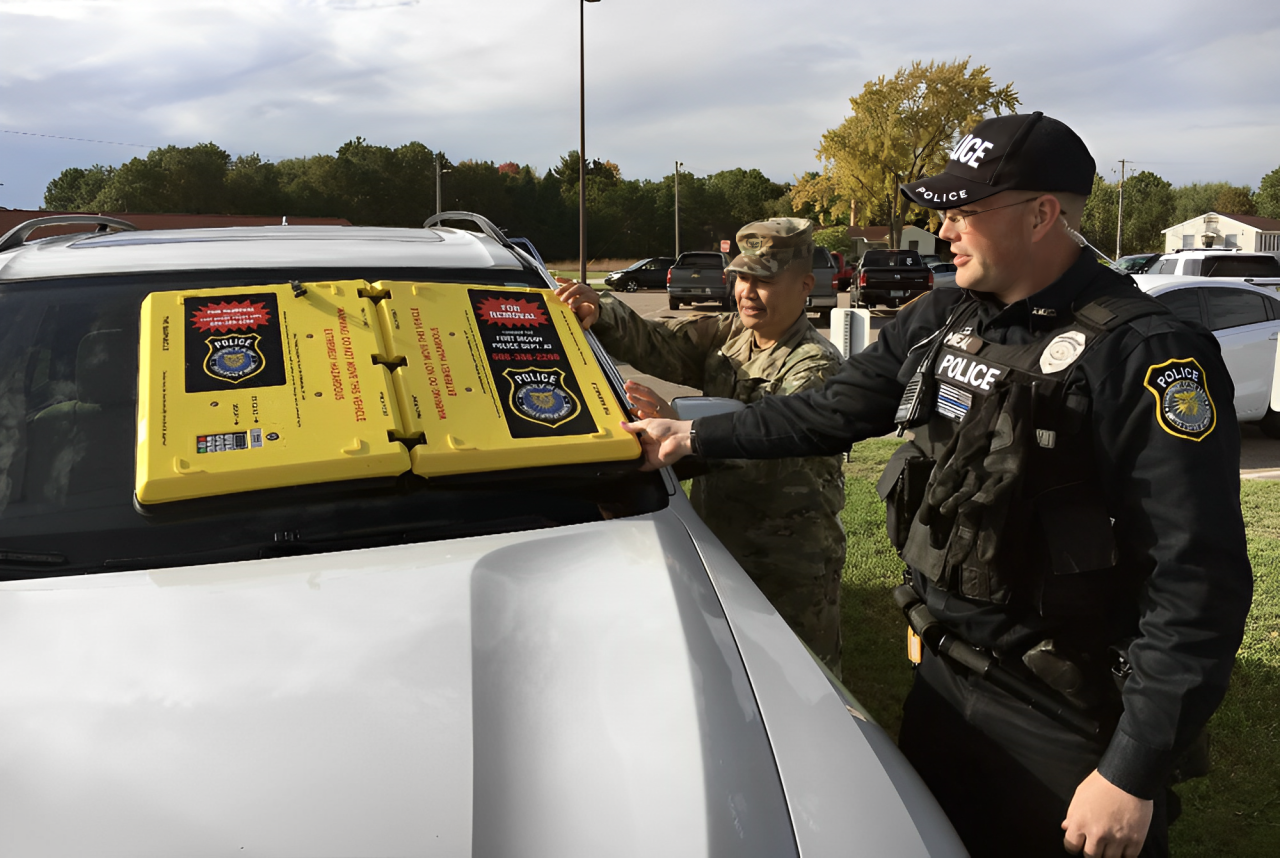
left=774, top=353, right=845, bottom=396
left=593, top=293, right=733, bottom=389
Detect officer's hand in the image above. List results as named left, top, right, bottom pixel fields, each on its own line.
left=1061, top=770, right=1153, bottom=858
left=553, top=278, right=601, bottom=329
left=622, top=418, right=693, bottom=471
left=624, top=380, right=677, bottom=420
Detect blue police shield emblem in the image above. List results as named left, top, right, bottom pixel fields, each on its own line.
left=504, top=367, right=580, bottom=428
left=1144, top=357, right=1216, bottom=441
left=204, top=334, right=265, bottom=383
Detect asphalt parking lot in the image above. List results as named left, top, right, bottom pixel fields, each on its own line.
left=600, top=285, right=1280, bottom=476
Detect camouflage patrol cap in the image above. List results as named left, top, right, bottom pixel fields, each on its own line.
left=726, top=218, right=815, bottom=280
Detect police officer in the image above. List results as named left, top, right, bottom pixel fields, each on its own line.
left=555, top=218, right=848, bottom=671
left=621, top=113, right=1253, bottom=857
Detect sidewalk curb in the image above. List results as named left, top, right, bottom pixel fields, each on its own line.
left=1241, top=468, right=1280, bottom=481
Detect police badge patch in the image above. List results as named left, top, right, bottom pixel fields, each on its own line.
left=504, top=367, right=581, bottom=428
left=1144, top=357, right=1216, bottom=441
left=204, top=334, right=265, bottom=383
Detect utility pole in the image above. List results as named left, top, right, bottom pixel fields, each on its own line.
left=579, top=0, right=602, bottom=284
left=435, top=154, right=442, bottom=215
left=674, top=160, right=683, bottom=257
left=1116, top=158, right=1129, bottom=259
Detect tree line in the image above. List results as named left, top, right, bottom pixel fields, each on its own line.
left=1079, top=171, right=1280, bottom=256
left=42, top=140, right=791, bottom=262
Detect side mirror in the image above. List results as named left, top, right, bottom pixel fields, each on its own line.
left=671, top=396, right=746, bottom=421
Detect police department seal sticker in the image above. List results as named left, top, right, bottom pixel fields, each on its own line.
left=1039, top=331, right=1087, bottom=374
left=203, top=334, right=264, bottom=383
left=1144, top=357, right=1216, bottom=441
left=504, top=367, right=581, bottom=428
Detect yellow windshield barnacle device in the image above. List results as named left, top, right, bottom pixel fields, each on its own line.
left=372, top=282, right=639, bottom=477
left=135, top=281, right=409, bottom=504
left=135, top=281, right=639, bottom=504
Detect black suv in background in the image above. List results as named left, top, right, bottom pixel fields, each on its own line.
left=604, top=257, right=676, bottom=292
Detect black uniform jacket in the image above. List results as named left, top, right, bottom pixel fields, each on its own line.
left=696, top=249, right=1254, bottom=799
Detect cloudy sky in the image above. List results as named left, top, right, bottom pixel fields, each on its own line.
left=2, top=0, right=1278, bottom=211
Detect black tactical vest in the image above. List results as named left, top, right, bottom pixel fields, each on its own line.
left=878, top=292, right=1169, bottom=617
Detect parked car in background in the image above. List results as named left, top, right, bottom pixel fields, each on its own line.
left=1137, top=249, right=1280, bottom=282
left=928, top=261, right=958, bottom=289
left=809, top=246, right=839, bottom=324
left=604, top=256, right=676, bottom=292
left=1136, top=275, right=1280, bottom=436
left=852, top=249, right=933, bottom=309
left=667, top=250, right=734, bottom=310
left=1110, top=252, right=1161, bottom=275
left=0, top=212, right=965, bottom=856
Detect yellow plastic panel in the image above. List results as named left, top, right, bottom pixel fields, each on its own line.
left=136, top=282, right=409, bottom=504
left=374, top=282, right=639, bottom=477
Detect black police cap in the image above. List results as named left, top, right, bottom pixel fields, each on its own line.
left=900, top=112, right=1096, bottom=209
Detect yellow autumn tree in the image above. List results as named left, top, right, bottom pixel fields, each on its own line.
left=816, top=59, right=1019, bottom=247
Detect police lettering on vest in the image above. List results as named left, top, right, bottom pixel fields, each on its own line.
left=936, top=351, right=1005, bottom=392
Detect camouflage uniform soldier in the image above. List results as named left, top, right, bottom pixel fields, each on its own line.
left=556, top=218, right=847, bottom=670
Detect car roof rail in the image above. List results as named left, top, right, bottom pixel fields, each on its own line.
left=423, top=211, right=514, bottom=248
left=0, top=215, right=139, bottom=254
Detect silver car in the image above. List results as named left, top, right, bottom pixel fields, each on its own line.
left=0, top=213, right=964, bottom=856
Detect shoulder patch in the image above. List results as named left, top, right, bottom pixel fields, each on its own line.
left=1143, top=357, right=1216, bottom=441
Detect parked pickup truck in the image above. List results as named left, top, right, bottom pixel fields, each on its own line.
left=667, top=251, right=734, bottom=310
left=809, top=246, right=839, bottom=324
left=604, top=256, right=676, bottom=292
left=852, top=249, right=933, bottom=309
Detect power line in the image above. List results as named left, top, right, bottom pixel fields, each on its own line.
left=1, top=128, right=153, bottom=148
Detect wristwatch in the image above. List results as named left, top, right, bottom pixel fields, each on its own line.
left=688, top=424, right=701, bottom=458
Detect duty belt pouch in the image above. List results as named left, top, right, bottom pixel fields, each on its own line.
left=902, top=381, right=1035, bottom=602
left=877, top=440, right=935, bottom=552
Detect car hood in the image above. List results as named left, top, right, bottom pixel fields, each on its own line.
left=0, top=514, right=797, bottom=857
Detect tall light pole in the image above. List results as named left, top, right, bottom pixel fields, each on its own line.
left=674, top=160, right=683, bottom=257
left=1115, top=158, right=1129, bottom=259
left=435, top=154, right=451, bottom=215
left=579, top=0, right=601, bottom=284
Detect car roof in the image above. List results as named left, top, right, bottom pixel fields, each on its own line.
left=1133, top=275, right=1280, bottom=297
left=1158, top=249, right=1265, bottom=257
left=0, top=223, right=531, bottom=282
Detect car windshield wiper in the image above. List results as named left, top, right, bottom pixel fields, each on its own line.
left=92, top=514, right=561, bottom=573
left=0, top=550, right=68, bottom=568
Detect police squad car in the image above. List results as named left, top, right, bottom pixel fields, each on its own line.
left=0, top=213, right=964, bottom=856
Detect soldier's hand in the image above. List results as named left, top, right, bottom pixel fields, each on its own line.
left=622, top=418, right=693, bottom=470
left=1061, top=770, right=1153, bottom=858
left=553, top=278, right=601, bottom=329
left=624, top=380, right=677, bottom=420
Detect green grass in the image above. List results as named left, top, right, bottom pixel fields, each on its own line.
left=836, top=439, right=1280, bottom=855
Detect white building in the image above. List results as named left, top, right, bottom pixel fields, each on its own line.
left=1161, top=212, right=1280, bottom=254
left=846, top=225, right=947, bottom=259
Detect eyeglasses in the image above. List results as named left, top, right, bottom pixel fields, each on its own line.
left=942, top=195, right=1045, bottom=233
